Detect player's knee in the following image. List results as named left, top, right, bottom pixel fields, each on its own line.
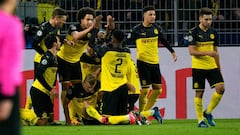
left=215, top=84, right=225, bottom=94
left=152, top=84, right=162, bottom=90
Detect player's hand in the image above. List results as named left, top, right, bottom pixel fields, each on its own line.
left=171, top=52, right=177, bottom=62
left=106, top=15, right=115, bottom=30
left=50, top=88, right=58, bottom=98
left=71, top=119, right=81, bottom=125
left=64, top=39, right=75, bottom=46
left=0, top=99, right=13, bottom=121
left=94, top=15, right=103, bottom=29
left=127, top=83, right=136, bottom=93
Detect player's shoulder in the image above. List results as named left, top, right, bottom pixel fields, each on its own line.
left=152, top=23, right=162, bottom=29
left=189, top=26, right=199, bottom=34
left=122, top=47, right=131, bottom=53
left=68, top=24, right=81, bottom=31
left=132, top=23, right=142, bottom=31
left=208, top=27, right=217, bottom=34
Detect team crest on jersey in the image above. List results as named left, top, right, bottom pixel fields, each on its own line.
left=42, top=112, right=48, bottom=118
left=41, top=59, right=48, bottom=65
left=154, top=29, right=158, bottom=35
left=210, top=34, right=215, bottom=39
left=36, top=30, right=43, bottom=36
left=194, top=82, right=199, bottom=88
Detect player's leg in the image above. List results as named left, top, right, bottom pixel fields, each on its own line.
left=85, top=102, right=107, bottom=124
left=0, top=90, right=21, bottom=135
left=128, top=94, right=139, bottom=112
left=144, top=64, right=162, bottom=111
left=25, top=95, right=32, bottom=109
left=20, top=108, right=38, bottom=125
left=144, top=84, right=162, bottom=111
left=30, top=87, right=54, bottom=126
left=137, top=60, right=151, bottom=111
left=204, top=69, right=225, bottom=126
left=192, top=69, right=208, bottom=128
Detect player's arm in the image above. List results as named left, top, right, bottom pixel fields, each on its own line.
left=158, top=32, right=177, bottom=62
left=88, top=27, right=109, bottom=58
left=35, top=55, right=52, bottom=91
left=213, top=46, right=221, bottom=70
left=32, top=26, right=45, bottom=54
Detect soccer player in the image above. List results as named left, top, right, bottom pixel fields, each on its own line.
left=24, top=7, right=67, bottom=111
left=29, top=33, right=61, bottom=126
left=63, top=73, right=101, bottom=125
left=80, top=47, right=101, bottom=81
left=130, top=6, right=177, bottom=115
left=89, top=29, right=134, bottom=116
left=85, top=102, right=162, bottom=125
left=32, top=7, right=67, bottom=79
left=57, top=7, right=102, bottom=114
left=127, top=59, right=141, bottom=112
left=0, top=0, right=24, bottom=134
left=188, top=7, right=225, bottom=128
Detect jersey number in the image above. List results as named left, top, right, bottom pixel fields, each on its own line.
left=115, top=58, right=123, bottom=73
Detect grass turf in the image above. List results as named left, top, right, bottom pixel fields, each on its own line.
left=22, top=119, right=240, bottom=135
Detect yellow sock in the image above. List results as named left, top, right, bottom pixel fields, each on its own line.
left=108, top=115, right=129, bottom=124
left=139, top=88, right=149, bottom=111
left=140, top=110, right=154, bottom=118
left=194, top=97, right=204, bottom=123
left=144, top=89, right=162, bottom=111
left=25, top=96, right=32, bottom=109
left=20, top=108, right=38, bottom=125
left=206, top=91, right=223, bottom=113
left=68, top=101, right=77, bottom=121
left=86, top=105, right=102, bottom=122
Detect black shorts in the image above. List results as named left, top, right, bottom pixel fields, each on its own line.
left=137, top=60, right=162, bottom=86
left=30, top=87, right=53, bottom=118
left=102, top=84, right=128, bottom=115
left=192, top=68, right=224, bottom=90
left=57, top=56, right=82, bottom=82
left=128, top=94, right=139, bottom=112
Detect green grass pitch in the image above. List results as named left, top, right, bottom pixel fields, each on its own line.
left=22, top=119, right=240, bottom=135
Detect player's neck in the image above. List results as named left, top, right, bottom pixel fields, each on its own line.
left=199, top=24, right=209, bottom=32
left=49, top=48, right=57, bottom=56
left=142, top=21, right=151, bottom=27
left=49, top=19, right=56, bottom=28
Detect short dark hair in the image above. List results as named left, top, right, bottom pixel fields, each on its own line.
left=45, top=33, right=58, bottom=49
left=52, top=7, right=68, bottom=18
left=199, top=7, right=213, bottom=17
left=112, top=30, right=125, bottom=43
left=143, top=6, right=155, bottom=14
left=77, top=7, right=96, bottom=22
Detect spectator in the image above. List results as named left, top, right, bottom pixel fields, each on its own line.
left=24, top=17, right=39, bottom=49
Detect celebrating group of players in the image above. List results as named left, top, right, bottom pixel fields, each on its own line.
left=20, top=6, right=169, bottom=126
left=20, top=5, right=225, bottom=128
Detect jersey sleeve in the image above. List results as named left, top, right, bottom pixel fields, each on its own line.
left=32, top=25, right=46, bottom=54
left=35, top=54, right=52, bottom=90
left=67, top=24, right=78, bottom=35
left=188, top=28, right=197, bottom=46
